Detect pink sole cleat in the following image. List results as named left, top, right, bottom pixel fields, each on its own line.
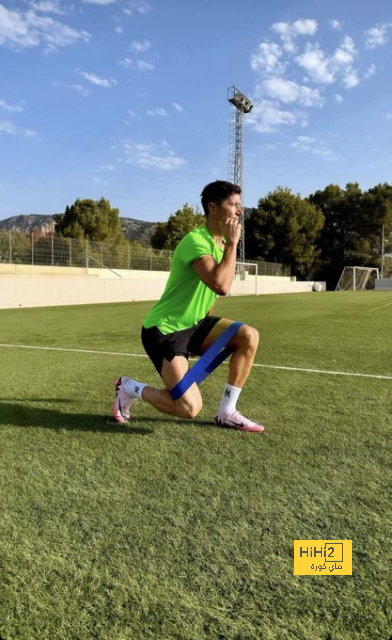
left=215, top=410, right=265, bottom=432
left=112, top=377, right=135, bottom=424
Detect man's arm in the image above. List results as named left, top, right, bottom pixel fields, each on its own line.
left=192, top=220, right=241, bottom=296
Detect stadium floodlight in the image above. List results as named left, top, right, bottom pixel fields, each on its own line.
left=228, top=90, right=254, bottom=114
left=227, top=85, right=254, bottom=263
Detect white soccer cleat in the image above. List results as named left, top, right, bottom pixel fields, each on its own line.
left=112, top=377, right=136, bottom=424
left=215, top=410, right=265, bottom=433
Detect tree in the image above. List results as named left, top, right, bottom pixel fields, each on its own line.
left=307, top=182, right=392, bottom=287
left=0, top=230, right=31, bottom=264
left=359, top=183, right=392, bottom=264
left=54, top=197, right=125, bottom=244
left=151, top=204, right=205, bottom=250
left=245, top=187, right=324, bottom=278
left=308, top=183, right=359, bottom=287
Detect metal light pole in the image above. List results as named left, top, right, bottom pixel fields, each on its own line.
left=227, top=85, right=253, bottom=263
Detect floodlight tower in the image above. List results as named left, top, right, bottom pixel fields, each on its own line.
left=227, top=85, right=254, bottom=262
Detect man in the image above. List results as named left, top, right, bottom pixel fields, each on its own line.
left=112, top=180, right=264, bottom=432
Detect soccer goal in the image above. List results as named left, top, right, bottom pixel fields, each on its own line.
left=335, top=266, right=379, bottom=291
left=233, top=261, right=259, bottom=295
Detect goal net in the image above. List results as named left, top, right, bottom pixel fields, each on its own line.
left=232, top=261, right=259, bottom=295
left=335, top=266, right=379, bottom=291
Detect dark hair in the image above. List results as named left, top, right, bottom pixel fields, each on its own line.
left=200, top=180, right=241, bottom=216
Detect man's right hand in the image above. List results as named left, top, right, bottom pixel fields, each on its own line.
left=221, top=218, right=241, bottom=246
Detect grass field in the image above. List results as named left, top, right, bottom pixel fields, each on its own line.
left=0, top=291, right=391, bottom=640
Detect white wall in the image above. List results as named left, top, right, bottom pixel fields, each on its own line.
left=0, top=265, right=325, bottom=309
left=0, top=274, right=168, bottom=309
left=375, top=278, right=392, bottom=290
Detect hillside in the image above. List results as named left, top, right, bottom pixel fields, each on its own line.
left=0, top=214, right=158, bottom=245
left=0, top=208, right=253, bottom=245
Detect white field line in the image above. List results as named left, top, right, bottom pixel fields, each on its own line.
left=369, top=301, right=392, bottom=312
left=1, top=342, right=391, bottom=381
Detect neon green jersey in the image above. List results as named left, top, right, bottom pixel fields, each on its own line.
left=143, top=225, right=224, bottom=334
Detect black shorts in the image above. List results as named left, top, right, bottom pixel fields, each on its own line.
left=141, top=315, right=221, bottom=375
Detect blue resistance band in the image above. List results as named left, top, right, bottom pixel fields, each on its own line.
left=171, top=321, right=244, bottom=401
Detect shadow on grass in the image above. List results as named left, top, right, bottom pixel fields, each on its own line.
left=0, top=400, right=214, bottom=434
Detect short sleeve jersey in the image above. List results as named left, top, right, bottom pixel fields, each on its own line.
left=143, top=224, right=224, bottom=334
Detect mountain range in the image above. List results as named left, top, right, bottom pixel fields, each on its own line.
left=0, top=207, right=254, bottom=245
left=0, top=215, right=158, bottom=245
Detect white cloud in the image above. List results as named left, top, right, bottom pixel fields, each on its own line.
left=342, top=70, right=359, bottom=89
left=119, top=58, right=154, bottom=71
left=258, top=143, right=280, bottom=151
left=0, top=4, right=90, bottom=51
left=68, top=83, right=90, bottom=96
left=83, top=0, right=117, bottom=4
left=115, top=26, right=123, bottom=34
left=246, top=99, right=308, bottom=133
left=335, top=93, right=344, bottom=103
left=130, top=39, right=151, bottom=53
left=250, top=19, right=368, bottom=134
left=78, top=71, right=117, bottom=87
left=119, top=58, right=132, bottom=67
left=146, top=108, right=167, bottom=117
left=290, top=135, right=337, bottom=160
left=296, top=44, right=334, bottom=84
left=122, top=140, right=187, bottom=171
left=292, top=19, right=318, bottom=35
left=364, top=64, right=376, bottom=80
left=251, top=41, right=285, bottom=75
left=332, top=36, right=357, bottom=66
left=259, top=77, right=324, bottom=107
left=365, top=24, right=392, bottom=49
left=0, top=119, right=36, bottom=137
left=0, top=99, right=23, bottom=112
left=330, top=20, right=342, bottom=31
left=30, top=0, right=67, bottom=15
left=135, top=60, right=154, bottom=71
left=296, top=37, right=359, bottom=88
left=173, top=102, right=182, bottom=112
left=291, top=135, right=316, bottom=147
left=331, top=36, right=360, bottom=88
left=51, top=80, right=90, bottom=96
left=123, top=1, right=152, bottom=16
left=271, top=19, right=317, bottom=52
left=386, top=113, right=392, bottom=120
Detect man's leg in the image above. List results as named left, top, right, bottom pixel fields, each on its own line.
left=112, top=318, right=264, bottom=431
left=112, top=355, right=203, bottom=423
left=199, top=319, right=264, bottom=431
left=142, top=356, right=203, bottom=419
left=200, top=319, right=259, bottom=385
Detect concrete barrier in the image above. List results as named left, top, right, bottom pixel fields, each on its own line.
left=0, top=265, right=326, bottom=309
left=375, top=278, right=392, bottom=291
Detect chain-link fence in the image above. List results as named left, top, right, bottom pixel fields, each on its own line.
left=0, top=231, right=173, bottom=271
left=253, top=259, right=290, bottom=277
left=0, top=230, right=290, bottom=276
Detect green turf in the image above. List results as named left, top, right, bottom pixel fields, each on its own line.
left=0, top=292, right=391, bottom=639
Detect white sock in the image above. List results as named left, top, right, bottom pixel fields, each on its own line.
left=124, top=378, right=147, bottom=399
left=218, top=383, right=242, bottom=416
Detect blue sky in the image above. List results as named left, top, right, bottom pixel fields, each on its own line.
left=1, top=0, right=392, bottom=222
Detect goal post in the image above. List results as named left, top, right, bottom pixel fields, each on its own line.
left=234, top=261, right=259, bottom=295
left=335, top=266, right=380, bottom=291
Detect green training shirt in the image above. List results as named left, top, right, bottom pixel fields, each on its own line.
left=143, top=224, right=224, bottom=334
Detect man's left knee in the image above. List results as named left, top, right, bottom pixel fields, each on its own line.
left=238, top=325, right=260, bottom=351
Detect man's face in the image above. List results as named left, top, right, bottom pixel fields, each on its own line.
left=210, top=193, right=243, bottom=223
